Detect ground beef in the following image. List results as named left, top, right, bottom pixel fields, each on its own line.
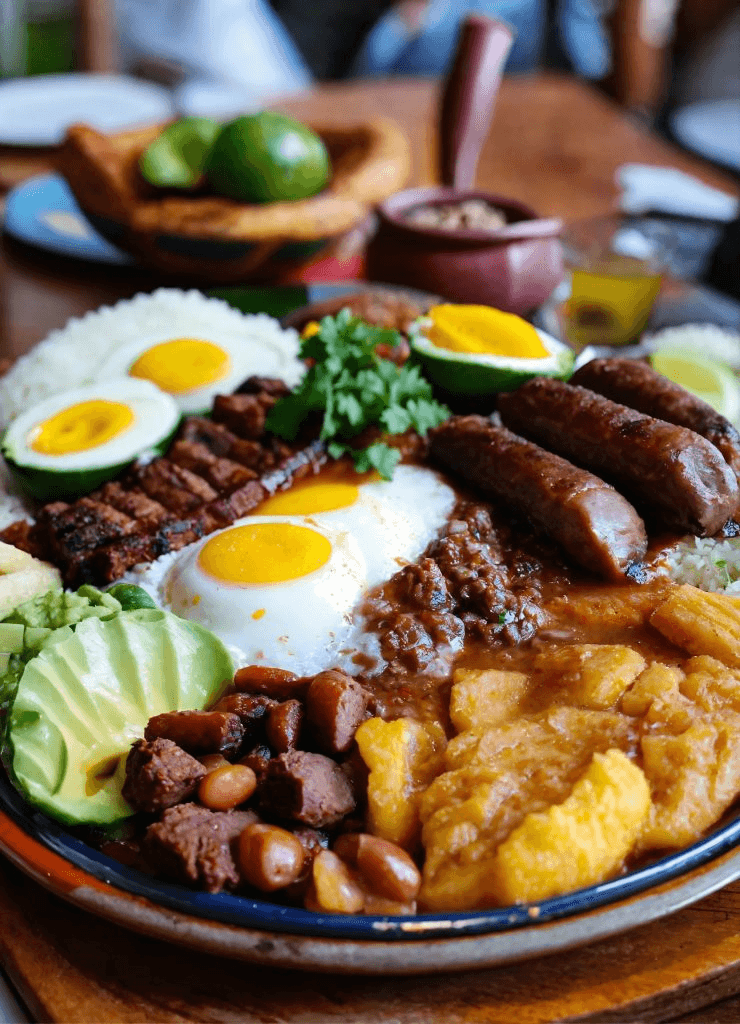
left=361, top=502, right=549, bottom=690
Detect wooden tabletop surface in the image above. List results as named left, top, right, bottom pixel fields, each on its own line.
left=1, top=72, right=740, bottom=1023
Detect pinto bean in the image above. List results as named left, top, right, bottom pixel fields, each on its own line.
left=198, top=764, right=256, bottom=811
left=238, top=823, right=305, bottom=892
left=333, top=833, right=421, bottom=902
left=306, top=850, right=364, bottom=914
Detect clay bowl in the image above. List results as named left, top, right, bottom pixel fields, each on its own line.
left=366, top=187, right=564, bottom=315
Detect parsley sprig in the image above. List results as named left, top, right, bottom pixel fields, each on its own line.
left=266, top=309, right=449, bottom=479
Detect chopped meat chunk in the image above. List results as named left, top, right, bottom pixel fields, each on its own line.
left=212, top=393, right=274, bottom=439
left=178, top=416, right=267, bottom=470
left=240, top=744, right=273, bottom=782
left=261, top=750, right=356, bottom=827
left=143, top=803, right=257, bottom=892
left=204, top=480, right=266, bottom=527
left=305, top=670, right=369, bottom=754
left=236, top=376, right=292, bottom=398
left=122, top=737, right=206, bottom=813
left=145, top=711, right=245, bottom=756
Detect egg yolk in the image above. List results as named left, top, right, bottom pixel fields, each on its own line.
left=198, top=522, right=332, bottom=585
left=426, top=304, right=549, bottom=359
left=30, top=399, right=134, bottom=456
left=129, top=338, right=230, bottom=394
left=257, top=480, right=360, bottom=515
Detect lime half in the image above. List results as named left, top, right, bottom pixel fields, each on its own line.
left=650, top=347, right=740, bottom=423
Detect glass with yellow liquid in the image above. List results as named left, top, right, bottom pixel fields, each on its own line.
left=561, top=218, right=668, bottom=351
left=565, top=255, right=662, bottom=349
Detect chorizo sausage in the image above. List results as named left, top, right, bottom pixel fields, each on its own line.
left=429, top=415, right=647, bottom=580
left=498, top=377, right=738, bottom=536
left=571, top=357, right=740, bottom=495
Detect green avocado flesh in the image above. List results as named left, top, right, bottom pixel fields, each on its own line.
left=2, top=428, right=177, bottom=503
left=206, top=112, right=331, bottom=204
left=409, top=334, right=575, bottom=397
left=139, top=117, right=222, bottom=189
left=8, top=610, right=234, bottom=825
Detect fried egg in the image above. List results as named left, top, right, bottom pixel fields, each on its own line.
left=99, top=330, right=301, bottom=415
left=123, top=465, right=457, bottom=675
left=0, top=289, right=304, bottom=430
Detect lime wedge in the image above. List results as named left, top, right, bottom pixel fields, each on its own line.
left=650, top=347, right=740, bottom=423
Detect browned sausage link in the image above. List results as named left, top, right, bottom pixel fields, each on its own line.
left=498, top=378, right=739, bottom=536
left=265, top=699, right=303, bottom=753
left=571, top=358, right=740, bottom=493
left=428, top=415, right=647, bottom=581
left=144, top=710, right=245, bottom=756
left=233, top=664, right=308, bottom=700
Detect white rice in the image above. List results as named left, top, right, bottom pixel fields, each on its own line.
left=0, top=288, right=303, bottom=528
left=0, top=288, right=303, bottom=431
left=645, top=324, right=740, bottom=370
left=662, top=536, right=740, bottom=594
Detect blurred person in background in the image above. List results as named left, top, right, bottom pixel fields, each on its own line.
left=113, top=0, right=617, bottom=115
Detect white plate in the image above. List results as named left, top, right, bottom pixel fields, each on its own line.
left=0, top=73, right=174, bottom=146
left=670, top=100, right=740, bottom=173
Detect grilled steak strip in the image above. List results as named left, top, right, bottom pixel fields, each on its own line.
left=571, top=357, right=740, bottom=495
left=429, top=415, right=647, bottom=580
left=0, top=383, right=326, bottom=587
left=498, top=378, right=739, bottom=536
left=131, top=458, right=218, bottom=515
left=91, top=482, right=172, bottom=527
left=168, top=439, right=258, bottom=492
left=177, top=417, right=267, bottom=470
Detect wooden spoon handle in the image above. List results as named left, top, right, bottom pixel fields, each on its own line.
left=439, top=15, right=514, bottom=190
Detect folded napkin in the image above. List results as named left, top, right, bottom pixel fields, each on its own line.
left=617, top=164, right=739, bottom=222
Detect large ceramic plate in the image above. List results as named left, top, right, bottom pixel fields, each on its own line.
left=1, top=283, right=740, bottom=973
left=2, top=764, right=740, bottom=974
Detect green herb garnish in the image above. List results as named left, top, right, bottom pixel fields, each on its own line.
left=266, top=309, right=450, bottom=479
left=716, top=559, right=732, bottom=586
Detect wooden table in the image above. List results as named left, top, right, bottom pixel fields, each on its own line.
left=2, top=73, right=740, bottom=1023
left=1, top=73, right=738, bottom=363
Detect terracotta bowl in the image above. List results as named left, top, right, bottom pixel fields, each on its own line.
left=57, top=119, right=411, bottom=283
left=366, top=187, right=564, bottom=315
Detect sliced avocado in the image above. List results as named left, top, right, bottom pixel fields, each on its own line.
left=0, top=623, right=25, bottom=653
left=106, top=583, right=157, bottom=611
left=1, top=378, right=180, bottom=502
left=8, top=611, right=234, bottom=825
left=409, top=329, right=575, bottom=397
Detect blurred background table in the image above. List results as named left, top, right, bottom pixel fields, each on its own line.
left=1, top=71, right=740, bottom=1023
left=1, top=73, right=738, bottom=365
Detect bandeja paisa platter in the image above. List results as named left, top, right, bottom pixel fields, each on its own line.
left=2, top=284, right=740, bottom=974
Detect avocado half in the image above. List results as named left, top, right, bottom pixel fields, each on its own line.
left=8, top=610, right=233, bottom=825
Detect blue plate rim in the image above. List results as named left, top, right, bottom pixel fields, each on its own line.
left=2, top=765, right=740, bottom=942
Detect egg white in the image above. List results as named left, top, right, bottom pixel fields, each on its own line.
left=2, top=377, right=180, bottom=471
left=121, top=465, right=457, bottom=676
left=99, top=330, right=304, bottom=415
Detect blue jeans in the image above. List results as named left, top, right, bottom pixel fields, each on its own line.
left=350, top=0, right=611, bottom=80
